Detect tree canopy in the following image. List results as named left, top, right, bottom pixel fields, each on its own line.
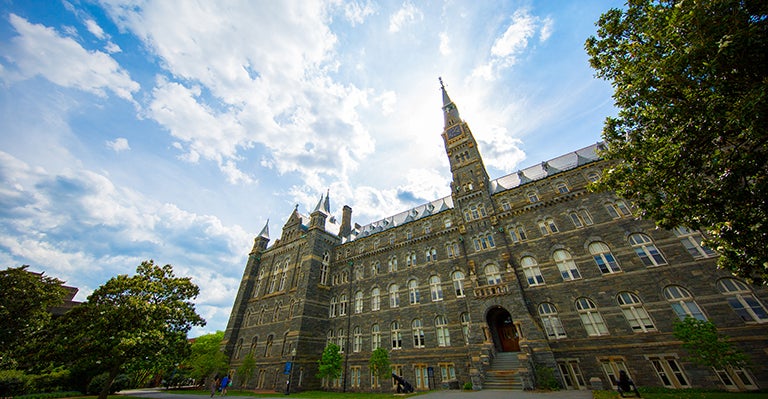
left=586, top=0, right=768, bottom=283
left=185, top=331, right=228, bottom=384
left=316, top=343, right=342, bottom=383
left=673, top=318, right=747, bottom=370
left=369, top=348, right=391, bottom=382
left=0, top=265, right=66, bottom=369
left=52, top=261, right=205, bottom=399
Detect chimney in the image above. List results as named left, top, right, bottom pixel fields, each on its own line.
left=339, top=205, right=352, bottom=237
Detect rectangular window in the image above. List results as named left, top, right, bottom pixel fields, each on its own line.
left=350, top=366, right=361, bottom=388
left=648, top=356, right=689, bottom=388
left=558, top=360, right=586, bottom=390
left=439, top=363, right=456, bottom=381
left=599, top=358, right=628, bottom=387
left=414, top=364, right=428, bottom=389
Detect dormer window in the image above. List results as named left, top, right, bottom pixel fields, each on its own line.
left=527, top=191, right=539, bottom=203
left=555, top=182, right=569, bottom=194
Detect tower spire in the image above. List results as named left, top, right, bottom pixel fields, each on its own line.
left=440, top=77, right=461, bottom=127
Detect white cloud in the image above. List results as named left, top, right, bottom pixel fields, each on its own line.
left=389, top=1, right=422, bottom=33
left=540, top=16, right=554, bottom=42
left=104, top=41, right=122, bottom=53
left=471, top=9, right=553, bottom=81
left=344, top=0, right=376, bottom=26
left=439, top=32, right=451, bottom=55
left=84, top=18, right=105, bottom=39
left=0, top=150, right=251, bottom=332
left=1, top=14, right=139, bottom=101
left=106, top=137, right=130, bottom=152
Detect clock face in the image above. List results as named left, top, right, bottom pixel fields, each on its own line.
left=447, top=125, right=462, bottom=138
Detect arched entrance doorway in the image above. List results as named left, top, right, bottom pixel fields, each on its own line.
left=486, top=306, right=520, bottom=352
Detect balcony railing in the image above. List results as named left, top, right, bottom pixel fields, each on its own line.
left=474, top=283, right=508, bottom=298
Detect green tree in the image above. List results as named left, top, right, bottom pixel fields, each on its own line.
left=185, top=331, right=227, bottom=385
left=236, top=352, right=256, bottom=388
left=368, top=348, right=390, bottom=384
left=673, top=318, right=747, bottom=370
left=0, top=266, right=66, bottom=369
left=585, top=0, right=768, bottom=284
left=316, top=343, right=342, bottom=386
left=50, top=260, right=205, bottom=399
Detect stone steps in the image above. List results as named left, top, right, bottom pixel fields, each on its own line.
left=484, top=352, right=524, bottom=390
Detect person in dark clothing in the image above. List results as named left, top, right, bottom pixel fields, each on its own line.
left=617, top=370, right=640, bottom=397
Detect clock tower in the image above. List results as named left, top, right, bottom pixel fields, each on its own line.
left=440, top=78, right=493, bottom=225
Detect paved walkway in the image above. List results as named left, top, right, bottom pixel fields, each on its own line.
left=119, top=387, right=594, bottom=399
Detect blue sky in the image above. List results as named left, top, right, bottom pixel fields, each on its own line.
left=0, top=0, right=620, bottom=336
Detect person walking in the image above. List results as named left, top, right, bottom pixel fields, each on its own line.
left=219, top=374, right=230, bottom=396
left=209, top=375, right=219, bottom=398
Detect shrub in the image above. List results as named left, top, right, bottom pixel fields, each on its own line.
left=534, top=363, right=560, bottom=391
left=463, top=382, right=472, bottom=390
left=29, top=368, right=71, bottom=393
left=0, top=369, right=30, bottom=396
left=86, top=373, right=131, bottom=395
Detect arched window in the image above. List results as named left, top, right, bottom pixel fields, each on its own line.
left=371, top=323, right=381, bottom=350
left=617, top=292, right=656, bottom=332
left=278, top=260, right=289, bottom=291
left=508, top=224, right=527, bottom=242
left=408, top=279, right=420, bottom=304
left=412, top=319, right=425, bottom=348
left=446, top=242, right=460, bottom=258
left=354, top=290, right=363, bottom=314
left=629, top=233, right=666, bottom=266
left=371, top=287, right=381, bottom=311
left=605, top=200, right=632, bottom=218
left=435, top=315, right=450, bottom=347
left=337, top=328, right=345, bottom=351
left=538, top=303, right=566, bottom=339
left=586, top=171, right=600, bottom=182
left=327, top=329, right=334, bottom=346
left=320, top=251, right=330, bottom=285
left=663, top=285, right=706, bottom=321
left=452, top=271, right=465, bottom=297
left=460, top=312, right=471, bottom=344
left=673, top=226, right=716, bottom=258
left=553, top=249, right=581, bottom=281
left=329, top=296, right=337, bottom=318
left=353, top=326, right=362, bottom=353
left=388, top=256, right=398, bottom=272
left=371, top=261, right=381, bottom=276
left=717, top=278, right=768, bottom=322
left=429, top=275, right=443, bottom=301
left=425, top=247, right=437, bottom=262
left=575, top=297, right=608, bottom=336
left=339, top=293, right=348, bottom=316
left=484, top=264, right=502, bottom=285
left=249, top=336, right=258, bottom=354
left=234, top=338, right=243, bottom=359
left=521, top=256, right=544, bottom=286
left=589, top=241, right=621, bottom=274
left=538, top=218, right=558, bottom=235
left=389, top=284, right=400, bottom=308
left=264, top=334, right=273, bottom=357
left=391, top=321, right=402, bottom=349
left=555, top=182, right=569, bottom=194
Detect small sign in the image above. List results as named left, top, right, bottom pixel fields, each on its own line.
left=284, top=361, right=292, bottom=375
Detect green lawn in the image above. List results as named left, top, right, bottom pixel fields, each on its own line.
left=593, top=389, right=768, bottom=399
left=151, top=389, right=427, bottom=398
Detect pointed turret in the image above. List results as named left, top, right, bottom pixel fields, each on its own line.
left=310, top=191, right=330, bottom=231
left=252, top=219, right=270, bottom=252
left=440, top=77, right=461, bottom=128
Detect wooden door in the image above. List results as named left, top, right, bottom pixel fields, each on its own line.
left=498, top=323, right=520, bottom=352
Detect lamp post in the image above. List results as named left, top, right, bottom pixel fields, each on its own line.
left=285, top=348, right=296, bottom=395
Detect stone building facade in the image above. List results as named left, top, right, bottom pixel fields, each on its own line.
left=222, top=83, right=768, bottom=393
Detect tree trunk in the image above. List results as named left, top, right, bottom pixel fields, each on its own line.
left=98, top=368, right=120, bottom=399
